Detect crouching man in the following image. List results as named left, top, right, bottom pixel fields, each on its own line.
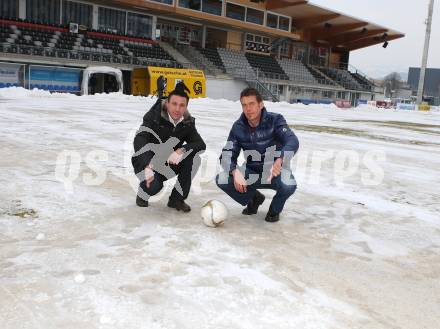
left=216, top=88, right=299, bottom=222
left=132, top=83, right=206, bottom=212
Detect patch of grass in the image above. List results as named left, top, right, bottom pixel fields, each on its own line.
left=9, top=208, right=38, bottom=218
left=290, top=124, right=440, bottom=146
left=340, top=120, right=440, bottom=135
left=1, top=200, right=38, bottom=219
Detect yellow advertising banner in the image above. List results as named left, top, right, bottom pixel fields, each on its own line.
left=131, top=67, right=206, bottom=98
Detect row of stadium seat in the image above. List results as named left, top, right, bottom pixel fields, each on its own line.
left=0, top=18, right=180, bottom=68
left=0, top=83, right=20, bottom=88
left=29, top=84, right=80, bottom=92
left=316, top=67, right=372, bottom=91
left=202, top=46, right=370, bottom=90
left=245, top=52, right=289, bottom=80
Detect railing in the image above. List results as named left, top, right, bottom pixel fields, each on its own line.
left=331, top=62, right=376, bottom=87
left=313, top=64, right=373, bottom=92
left=0, top=43, right=180, bottom=68
left=226, top=65, right=279, bottom=102
left=175, top=44, right=226, bottom=75
left=306, top=65, right=339, bottom=87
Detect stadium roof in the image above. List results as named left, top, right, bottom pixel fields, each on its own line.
left=266, top=0, right=405, bottom=50
left=110, top=0, right=404, bottom=51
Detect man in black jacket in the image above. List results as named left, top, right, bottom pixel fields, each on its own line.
left=132, top=84, right=206, bottom=212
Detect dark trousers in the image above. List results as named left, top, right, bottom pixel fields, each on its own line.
left=216, top=167, right=297, bottom=214
left=138, top=154, right=201, bottom=202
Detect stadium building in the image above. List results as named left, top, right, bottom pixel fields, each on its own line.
left=407, top=67, right=440, bottom=106
left=0, top=0, right=404, bottom=104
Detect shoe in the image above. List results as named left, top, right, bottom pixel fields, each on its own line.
left=265, top=207, right=280, bottom=222
left=242, top=190, right=265, bottom=215
left=167, top=198, right=191, bottom=212
left=136, top=195, right=149, bottom=207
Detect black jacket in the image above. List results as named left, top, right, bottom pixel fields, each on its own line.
left=132, top=99, right=206, bottom=175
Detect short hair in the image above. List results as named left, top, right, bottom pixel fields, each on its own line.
left=168, top=88, right=189, bottom=104
left=240, top=88, right=263, bottom=103
left=168, top=81, right=190, bottom=104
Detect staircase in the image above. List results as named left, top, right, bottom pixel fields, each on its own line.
left=158, top=41, right=192, bottom=68
left=217, top=48, right=278, bottom=101
left=176, top=44, right=223, bottom=75
left=247, top=79, right=279, bottom=102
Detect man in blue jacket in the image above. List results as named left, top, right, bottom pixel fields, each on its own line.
left=216, top=88, right=299, bottom=222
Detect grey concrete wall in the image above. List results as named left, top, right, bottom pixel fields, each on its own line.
left=206, top=78, right=248, bottom=101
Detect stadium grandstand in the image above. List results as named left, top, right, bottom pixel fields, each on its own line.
left=0, top=0, right=404, bottom=104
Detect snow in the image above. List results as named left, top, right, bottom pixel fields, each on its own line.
left=0, top=87, right=439, bottom=329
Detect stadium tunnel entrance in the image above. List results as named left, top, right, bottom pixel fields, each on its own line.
left=81, top=66, right=124, bottom=95
left=88, top=73, right=118, bottom=95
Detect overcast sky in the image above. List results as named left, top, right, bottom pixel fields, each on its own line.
left=310, top=0, right=440, bottom=79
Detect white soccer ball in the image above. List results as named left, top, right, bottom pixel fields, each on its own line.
left=201, top=200, right=228, bottom=228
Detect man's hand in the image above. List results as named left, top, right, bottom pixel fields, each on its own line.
left=232, top=169, right=247, bottom=193
left=267, top=158, right=283, bottom=183
left=167, top=148, right=184, bottom=165
left=145, top=164, right=154, bottom=188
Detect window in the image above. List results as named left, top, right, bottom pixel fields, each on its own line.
left=246, top=8, right=264, bottom=25
left=245, top=33, right=270, bottom=53
left=62, top=1, right=93, bottom=28
left=149, top=0, right=173, bottom=4
left=279, top=16, right=290, bottom=31
left=127, top=12, right=152, bottom=38
left=26, top=0, right=60, bottom=24
left=292, top=42, right=307, bottom=61
left=266, top=13, right=278, bottom=28
left=191, top=29, right=201, bottom=42
left=280, top=40, right=289, bottom=56
left=0, top=0, right=18, bottom=19
left=226, top=3, right=245, bottom=21
left=98, top=7, right=126, bottom=34
left=179, top=0, right=201, bottom=11
left=202, top=0, right=222, bottom=16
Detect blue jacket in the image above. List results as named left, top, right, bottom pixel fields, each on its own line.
left=220, top=108, right=299, bottom=173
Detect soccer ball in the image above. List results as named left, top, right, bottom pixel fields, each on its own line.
left=201, top=200, right=228, bottom=228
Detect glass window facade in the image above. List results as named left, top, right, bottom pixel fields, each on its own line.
left=202, top=0, right=222, bottom=16
left=246, top=8, right=263, bottom=25
left=179, top=0, right=201, bottom=11
left=0, top=0, right=18, bottom=19
left=98, top=7, right=126, bottom=34
left=226, top=2, right=245, bottom=21
left=266, top=13, right=278, bottom=28
left=26, top=0, right=60, bottom=24
left=62, top=1, right=93, bottom=28
left=150, top=0, right=173, bottom=4
left=279, top=16, right=290, bottom=31
left=127, top=12, right=152, bottom=39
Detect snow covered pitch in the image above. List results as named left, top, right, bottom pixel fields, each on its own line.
left=0, top=88, right=439, bottom=329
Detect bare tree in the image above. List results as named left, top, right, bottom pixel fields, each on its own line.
left=383, top=72, right=403, bottom=98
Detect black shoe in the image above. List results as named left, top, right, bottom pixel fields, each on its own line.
left=265, top=207, right=280, bottom=222
left=242, top=190, right=265, bottom=215
left=167, top=198, right=191, bottom=213
left=136, top=195, right=149, bottom=207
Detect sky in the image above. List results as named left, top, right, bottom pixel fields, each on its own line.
left=310, top=0, right=440, bottom=79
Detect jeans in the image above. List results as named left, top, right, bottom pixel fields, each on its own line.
left=215, top=167, right=297, bottom=214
